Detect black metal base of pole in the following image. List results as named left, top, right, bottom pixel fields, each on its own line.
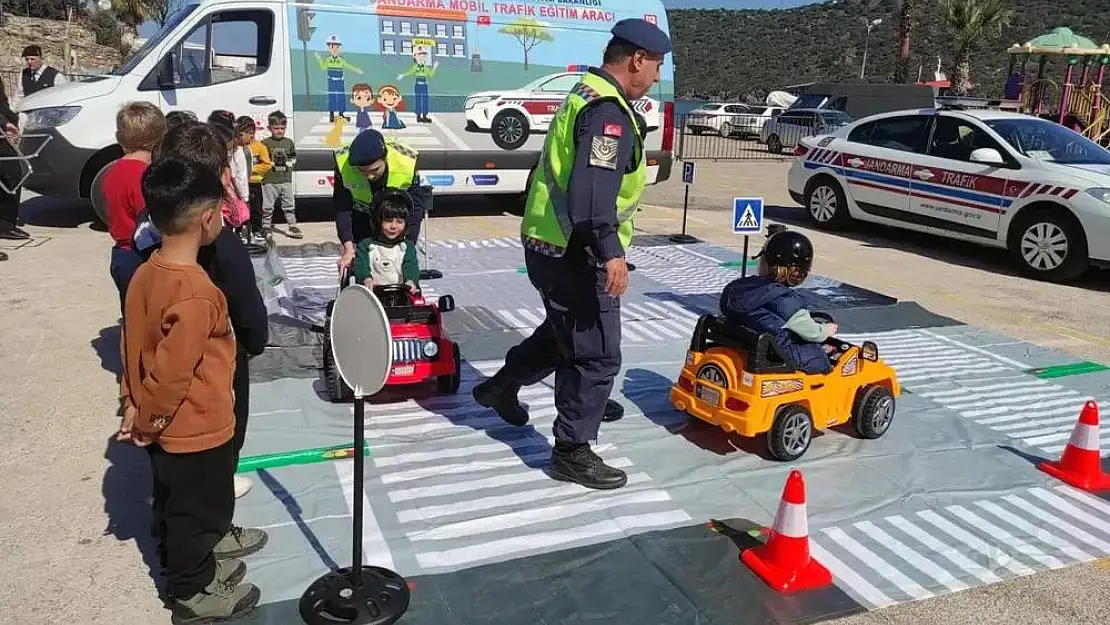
left=299, top=566, right=410, bottom=625
left=300, top=396, right=410, bottom=624
left=419, top=269, right=443, bottom=280
left=668, top=233, right=700, bottom=244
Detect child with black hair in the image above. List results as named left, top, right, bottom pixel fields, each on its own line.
left=118, top=157, right=261, bottom=622
left=352, top=190, right=420, bottom=290
left=165, top=110, right=198, bottom=131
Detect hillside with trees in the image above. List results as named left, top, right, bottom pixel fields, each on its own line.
left=670, top=0, right=1110, bottom=101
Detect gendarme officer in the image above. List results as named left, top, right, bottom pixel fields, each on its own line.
left=333, top=129, right=427, bottom=274
left=472, top=19, right=671, bottom=490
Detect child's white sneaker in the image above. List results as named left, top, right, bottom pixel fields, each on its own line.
left=233, top=475, right=253, bottom=499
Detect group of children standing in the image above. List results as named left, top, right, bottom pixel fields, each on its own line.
left=101, top=102, right=300, bottom=623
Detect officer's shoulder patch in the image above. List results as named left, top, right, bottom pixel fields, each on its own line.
left=588, top=134, right=619, bottom=170
left=602, top=122, right=622, bottom=137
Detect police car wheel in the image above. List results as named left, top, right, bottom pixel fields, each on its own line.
left=767, top=135, right=783, bottom=154
left=1008, top=207, right=1088, bottom=282
left=767, top=404, right=813, bottom=461
left=804, top=176, right=850, bottom=230
left=491, top=110, right=530, bottom=151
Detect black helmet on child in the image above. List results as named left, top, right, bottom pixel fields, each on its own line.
left=757, top=230, right=814, bottom=273
left=371, top=188, right=413, bottom=227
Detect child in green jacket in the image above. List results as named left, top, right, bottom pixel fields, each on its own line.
left=353, top=190, right=420, bottom=291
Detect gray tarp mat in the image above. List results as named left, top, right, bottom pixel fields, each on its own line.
left=187, top=238, right=1110, bottom=625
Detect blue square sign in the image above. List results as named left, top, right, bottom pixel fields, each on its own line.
left=732, top=197, right=764, bottom=235
left=682, top=161, right=696, bottom=184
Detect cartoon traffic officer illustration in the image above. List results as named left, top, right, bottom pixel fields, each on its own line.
left=316, top=34, right=363, bottom=123
left=397, top=45, right=438, bottom=124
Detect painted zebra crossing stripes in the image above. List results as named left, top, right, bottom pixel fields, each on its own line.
left=836, top=328, right=1022, bottom=384
left=352, top=360, right=692, bottom=573
left=913, top=379, right=1102, bottom=455
left=636, top=264, right=742, bottom=294
left=494, top=299, right=701, bottom=342
left=296, top=113, right=461, bottom=150
left=278, top=256, right=437, bottom=295
left=429, top=237, right=521, bottom=249
left=811, top=485, right=1110, bottom=609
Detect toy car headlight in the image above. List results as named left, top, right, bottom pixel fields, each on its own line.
left=422, top=341, right=439, bottom=358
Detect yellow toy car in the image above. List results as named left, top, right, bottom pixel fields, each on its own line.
left=669, top=312, right=900, bottom=461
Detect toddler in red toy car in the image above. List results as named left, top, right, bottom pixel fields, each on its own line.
left=352, top=190, right=420, bottom=293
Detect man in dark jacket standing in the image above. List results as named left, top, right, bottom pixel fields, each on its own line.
left=0, top=72, right=27, bottom=250
left=18, top=45, right=67, bottom=102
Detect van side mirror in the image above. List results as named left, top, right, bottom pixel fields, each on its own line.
left=969, top=147, right=1005, bottom=165
left=156, top=53, right=176, bottom=88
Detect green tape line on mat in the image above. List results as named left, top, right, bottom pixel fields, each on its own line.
left=718, top=259, right=760, bottom=269
left=236, top=442, right=370, bottom=473
left=516, top=266, right=527, bottom=274
left=1027, top=362, right=1110, bottom=379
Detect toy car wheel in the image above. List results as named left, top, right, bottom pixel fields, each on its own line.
left=322, top=320, right=354, bottom=403
left=491, top=110, right=530, bottom=150
left=436, top=343, right=461, bottom=394
left=853, top=384, right=895, bottom=439
left=767, top=404, right=813, bottom=461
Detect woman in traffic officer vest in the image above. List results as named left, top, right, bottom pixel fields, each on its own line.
left=332, top=129, right=428, bottom=274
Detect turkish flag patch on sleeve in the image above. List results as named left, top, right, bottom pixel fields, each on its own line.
left=602, top=123, right=622, bottom=137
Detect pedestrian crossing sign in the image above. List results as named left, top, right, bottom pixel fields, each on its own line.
left=732, top=197, right=764, bottom=235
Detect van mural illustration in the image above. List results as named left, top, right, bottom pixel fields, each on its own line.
left=19, top=0, right=675, bottom=221
left=291, top=0, right=675, bottom=192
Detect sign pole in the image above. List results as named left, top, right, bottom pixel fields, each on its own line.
left=669, top=161, right=699, bottom=244
left=741, top=235, right=749, bottom=278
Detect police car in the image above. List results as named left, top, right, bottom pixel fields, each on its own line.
left=463, top=66, right=661, bottom=151
left=788, top=107, right=1110, bottom=281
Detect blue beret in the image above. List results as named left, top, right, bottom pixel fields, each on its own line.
left=610, top=18, right=672, bottom=56
left=348, top=129, right=386, bottom=165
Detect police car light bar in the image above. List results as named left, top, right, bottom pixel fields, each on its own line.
left=567, top=64, right=589, bottom=72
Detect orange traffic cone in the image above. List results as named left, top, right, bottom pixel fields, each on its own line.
left=1039, top=400, right=1110, bottom=491
left=741, top=469, right=832, bottom=592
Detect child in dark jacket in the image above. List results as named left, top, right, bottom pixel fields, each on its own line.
left=719, top=230, right=837, bottom=375
left=352, top=190, right=420, bottom=290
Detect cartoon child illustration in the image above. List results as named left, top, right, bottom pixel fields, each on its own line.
left=315, top=34, right=363, bottom=123
left=351, top=83, right=375, bottom=133
left=396, top=45, right=438, bottom=123
left=376, top=85, right=406, bottom=130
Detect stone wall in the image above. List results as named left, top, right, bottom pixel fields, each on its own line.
left=0, top=15, right=122, bottom=94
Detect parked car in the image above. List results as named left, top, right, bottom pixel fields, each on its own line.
left=760, top=108, right=852, bottom=153
left=719, top=105, right=785, bottom=139
left=683, top=102, right=745, bottom=135
left=788, top=107, right=1110, bottom=281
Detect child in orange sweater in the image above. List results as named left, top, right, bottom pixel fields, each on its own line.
left=118, top=158, right=261, bottom=622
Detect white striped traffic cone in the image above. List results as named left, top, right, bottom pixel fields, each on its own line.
left=1039, top=400, right=1110, bottom=491
left=741, top=469, right=832, bottom=592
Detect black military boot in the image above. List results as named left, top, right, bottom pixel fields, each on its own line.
left=472, top=371, right=529, bottom=426
left=602, top=399, right=624, bottom=422
left=549, top=442, right=628, bottom=490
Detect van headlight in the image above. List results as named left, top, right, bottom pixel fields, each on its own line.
left=22, top=106, right=82, bottom=131
left=422, top=341, right=439, bottom=358
left=1085, top=187, right=1110, bottom=205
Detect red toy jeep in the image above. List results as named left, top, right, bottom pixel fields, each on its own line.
left=322, top=280, right=461, bottom=402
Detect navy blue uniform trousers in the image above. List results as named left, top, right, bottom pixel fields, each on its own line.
left=502, top=246, right=622, bottom=444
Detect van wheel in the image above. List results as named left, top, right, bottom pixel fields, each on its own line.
left=767, top=404, right=813, bottom=461
left=804, top=176, right=850, bottom=230
left=1008, top=206, right=1088, bottom=282
left=491, top=110, right=530, bottom=150
left=90, top=159, right=118, bottom=226
left=767, top=134, right=783, bottom=154
left=853, top=385, right=895, bottom=439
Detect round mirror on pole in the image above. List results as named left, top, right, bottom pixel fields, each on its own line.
left=299, top=285, right=410, bottom=625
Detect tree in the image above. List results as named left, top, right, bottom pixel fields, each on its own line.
left=893, top=0, right=915, bottom=83
left=144, top=0, right=185, bottom=26
left=942, top=0, right=1013, bottom=95
left=497, top=17, right=553, bottom=71
left=107, top=0, right=153, bottom=32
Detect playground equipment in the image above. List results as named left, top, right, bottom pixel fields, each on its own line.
left=1006, top=27, right=1110, bottom=143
